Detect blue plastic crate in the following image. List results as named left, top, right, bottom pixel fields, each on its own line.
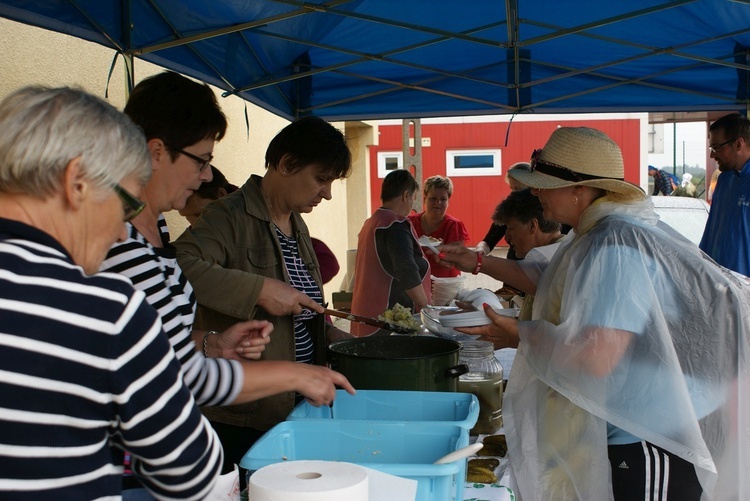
left=241, top=420, right=469, bottom=501
left=287, top=389, right=479, bottom=433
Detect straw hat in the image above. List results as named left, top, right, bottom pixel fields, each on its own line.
left=509, top=127, right=644, bottom=198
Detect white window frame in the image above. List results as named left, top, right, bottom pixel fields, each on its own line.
left=445, top=149, right=501, bottom=177
left=377, top=151, right=403, bottom=178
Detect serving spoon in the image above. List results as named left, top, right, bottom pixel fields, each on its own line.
left=434, top=442, right=484, bottom=464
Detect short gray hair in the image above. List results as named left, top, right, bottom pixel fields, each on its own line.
left=0, top=86, right=150, bottom=199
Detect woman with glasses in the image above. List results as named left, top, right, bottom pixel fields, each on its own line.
left=437, top=127, right=749, bottom=501
left=100, top=74, right=354, bottom=495
left=0, top=86, right=223, bottom=499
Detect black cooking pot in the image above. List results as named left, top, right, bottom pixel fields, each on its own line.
left=328, top=336, right=468, bottom=392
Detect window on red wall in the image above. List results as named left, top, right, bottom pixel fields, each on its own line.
left=377, top=151, right=403, bottom=178
left=446, top=149, right=502, bottom=177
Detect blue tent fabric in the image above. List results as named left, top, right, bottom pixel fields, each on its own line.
left=1, top=0, right=750, bottom=121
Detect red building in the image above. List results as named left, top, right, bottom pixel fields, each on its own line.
left=368, top=115, right=645, bottom=246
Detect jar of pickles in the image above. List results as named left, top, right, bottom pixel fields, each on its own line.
left=458, top=340, right=503, bottom=435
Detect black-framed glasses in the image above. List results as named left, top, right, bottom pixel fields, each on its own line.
left=176, top=148, right=213, bottom=172
left=113, top=184, right=146, bottom=222
left=708, top=137, right=738, bottom=154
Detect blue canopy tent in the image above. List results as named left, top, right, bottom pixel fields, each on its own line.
left=1, top=0, right=749, bottom=121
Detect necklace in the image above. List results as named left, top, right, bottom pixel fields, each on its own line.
left=261, top=180, right=289, bottom=232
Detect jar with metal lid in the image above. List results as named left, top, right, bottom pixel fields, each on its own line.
left=457, top=340, right=503, bottom=435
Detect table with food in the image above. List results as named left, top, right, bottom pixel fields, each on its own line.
left=237, top=287, right=518, bottom=501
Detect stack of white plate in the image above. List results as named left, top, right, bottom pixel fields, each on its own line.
left=431, top=275, right=466, bottom=306
left=420, top=307, right=479, bottom=341
left=437, top=307, right=518, bottom=328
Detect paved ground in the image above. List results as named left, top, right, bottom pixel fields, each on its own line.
left=459, top=247, right=507, bottom=293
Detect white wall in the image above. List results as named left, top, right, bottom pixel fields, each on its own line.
left=0, top=18, right=357, bottom=302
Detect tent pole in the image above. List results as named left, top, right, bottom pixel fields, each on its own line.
left=122, top=0, right=134, bottom=97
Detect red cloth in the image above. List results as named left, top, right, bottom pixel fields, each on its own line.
left=407, top=212, right=470, bottom=278
left=311, top=238, right=339, bottom=285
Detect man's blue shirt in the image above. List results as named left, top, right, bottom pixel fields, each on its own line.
left=699, top=159, right=750, bottom=275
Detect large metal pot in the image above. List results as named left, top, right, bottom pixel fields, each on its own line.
left=328, top=336, right=468, bottom=391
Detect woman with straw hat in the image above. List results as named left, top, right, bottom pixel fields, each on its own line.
left=437, top=126, right=749, bottom=501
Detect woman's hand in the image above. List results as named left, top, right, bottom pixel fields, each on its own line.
left=456, top=303, right=520, bottom=350
left=258, top=277, right=325, bottom=316
left=210, top=320, right=273, bottom=360
left=294, top=364, right=356, bottom=407
left=433, top=242, right=478, bottom=273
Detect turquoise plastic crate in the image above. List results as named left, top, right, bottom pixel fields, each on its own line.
left=241, top=420, right=469, bottom=501
left=287, top=389, right=479, bottom=433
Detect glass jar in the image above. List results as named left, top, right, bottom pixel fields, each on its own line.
left=458, top=340, right=503, bottom=435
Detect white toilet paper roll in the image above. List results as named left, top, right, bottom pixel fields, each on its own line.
left=247, top=460, right=369, bottom=501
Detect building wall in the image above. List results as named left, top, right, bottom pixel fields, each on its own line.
left=0, top=18, right=353, bottom=301
left=369, top=114, right=647, bottom=246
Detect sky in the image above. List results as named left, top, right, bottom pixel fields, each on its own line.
left=648, top=121, right=708, bottom=172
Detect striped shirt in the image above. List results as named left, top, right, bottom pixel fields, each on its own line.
left=276, top=227, right=321, bottom=364
left=0, top=218, right=221, bottom=499
left=101, top=215, right=243, bottom=407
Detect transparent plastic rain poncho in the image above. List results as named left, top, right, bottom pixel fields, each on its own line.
left=505, top=197, right=750, bottom=501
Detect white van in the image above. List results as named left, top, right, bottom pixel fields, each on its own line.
left=651, top=196, right=710, bottom=245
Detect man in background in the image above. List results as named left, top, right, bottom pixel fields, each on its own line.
left=699, top=113, right=750, bottom=276
left=648, top=165, right=676, bottom=195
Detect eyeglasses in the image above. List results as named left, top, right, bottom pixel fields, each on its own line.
left=113, top=184, right=146, bottom=222
left=175, top=148, right=213, bottom=172
left=708, top=137, right=738, bottom=154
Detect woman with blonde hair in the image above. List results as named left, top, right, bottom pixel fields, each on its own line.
left=408, top=174, right=469, bottom=278
left=438, top=127, right=749, bottom=501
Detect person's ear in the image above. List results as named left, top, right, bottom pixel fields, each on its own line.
left=528, top=218, right=539, bottom=233
left=147, top=138, right=167, bottom=172
left=217, top=187, right=228, bottom=198
left=278, top=154, right=295, bottom=175
left=62, top=155, right=88, bottom=212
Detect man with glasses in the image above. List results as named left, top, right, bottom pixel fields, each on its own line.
left=699, top=113, right=750, bottom=276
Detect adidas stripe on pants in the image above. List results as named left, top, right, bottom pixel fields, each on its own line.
left=608, top=441, right=702, bottom=501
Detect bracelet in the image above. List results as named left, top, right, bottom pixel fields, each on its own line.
left=472, top=251, right=483, bottom=275
left=202, top=330, right=218, bottom=358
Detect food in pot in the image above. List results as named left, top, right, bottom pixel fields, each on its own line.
left=378, top=303, right=421, bottom=332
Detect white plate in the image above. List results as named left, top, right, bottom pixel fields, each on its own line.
left=417, top=235, right=442, bottom=254
left=437, top=307, right=518, bottom=328
left=420, top=307, right=480, bottom=341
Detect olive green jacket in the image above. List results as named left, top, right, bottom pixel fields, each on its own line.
left=174, top=174, right=326, bottom=431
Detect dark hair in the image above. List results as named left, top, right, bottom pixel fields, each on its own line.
left=265, top=116, right=352, bottom=179
left=494, top=188, right=560, bottom=234
left=709, top=113, right=750, bottom=142
left=381, top=169, right=419, bottom=202
left=195, top=165, right=230, bottom=200
left=124, top=71, right=227, bottom=160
